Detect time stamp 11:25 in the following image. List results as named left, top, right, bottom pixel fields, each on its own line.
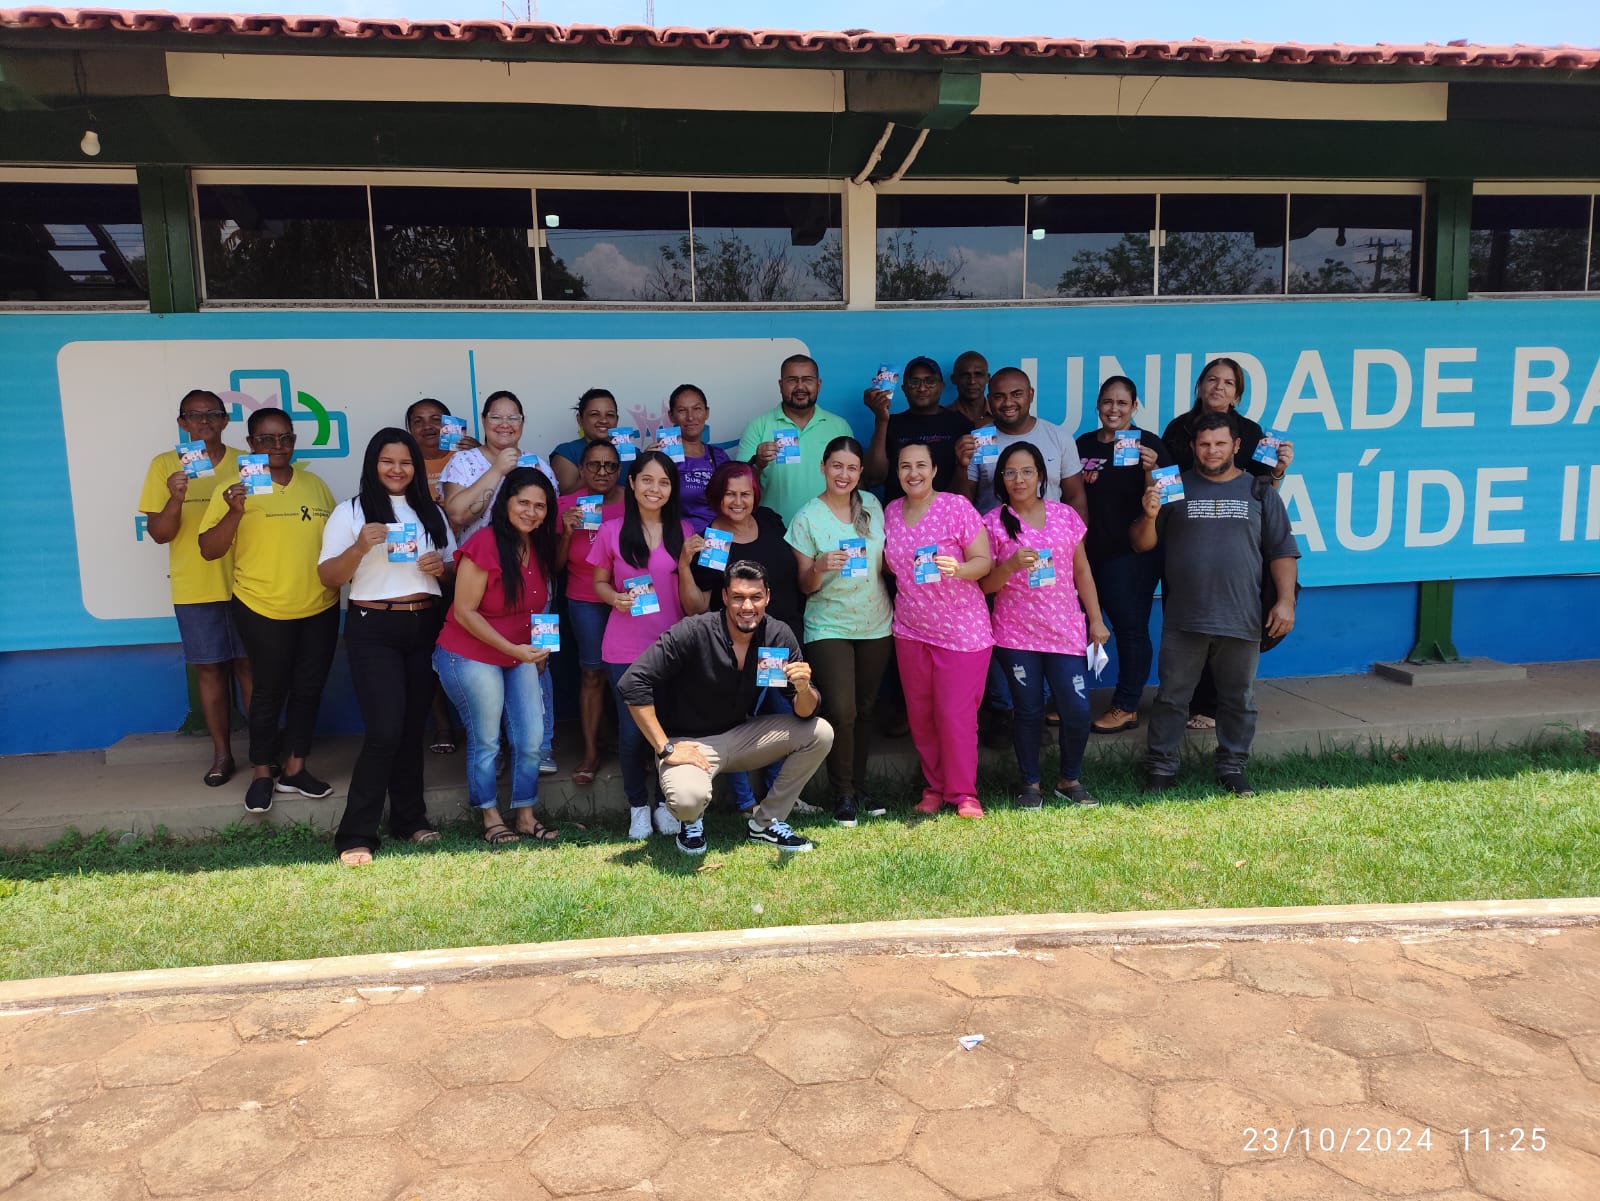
left=1241, top=1127, right=1547, bottom=1154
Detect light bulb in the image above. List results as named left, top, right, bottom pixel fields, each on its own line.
left=80, top=128, right=101, bottom=157
left=544, top=213, right=560, bottom=228
left=1030, top=228, right=1046, bottom=241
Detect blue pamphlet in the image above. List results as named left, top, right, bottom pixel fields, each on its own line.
left=840, top=536, right=868, bottom=578
left=913, top=544, right=940, bottom=584
left=1153, top=464, right=1185, bottom=504
left=1114, top=430, right=1142, bottom=467
left=624, top=574, right=659, bottom=616
left=1252, top=428, right=1287, bottom=468
left=176, top=440, right=213, bottom=479
left=577, top=494, right=604, bottom=532
left=698, top=527, right=732, bottom=570
left=385, top=522, right=418, bottom=563
left=972, top=425, right=999, bottom=466
left=1027, top=546, right=1055, bottom=589
left=238, top=454, right=272, bottom=495
left=756, top=646, right=790, bottom=688
left=532, top=614, right=560, bottom=652
left=656, top=425, right=685, bottom=463
left=439, top=415, right=466, bottom=451
left=867, top=363, right=898, bottom=390
left=611, top=427, right=639, bottom=463
left=517, top=452, right=551, bottom=479
left=773, top=425, right=801, bottom=465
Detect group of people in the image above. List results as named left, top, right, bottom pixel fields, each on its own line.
left=139, top=349, right=1300, bottom=863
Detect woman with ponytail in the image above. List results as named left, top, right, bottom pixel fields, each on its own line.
left=981, top=441, right=1110, bottom=810
left=318, top=427, right=455, bottom=864
left=786, top=436, right=895, bottom=826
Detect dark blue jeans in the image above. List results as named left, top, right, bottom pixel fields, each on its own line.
left=1092, top=549, right=1162, bottom=713
left=995, top=648, right=1091, bottom=786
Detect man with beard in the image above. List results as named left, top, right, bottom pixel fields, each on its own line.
left=1131, top=411, right=1299, bottom=797
left=739, top=353, right=854, bottom=524
left=966, top=367, right=1087, bottom=520
left=619, top=560, right=834, bottom=856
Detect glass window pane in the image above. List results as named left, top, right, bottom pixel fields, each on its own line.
left=876, top=195, right=1024, bottom=301
left=198, top=185, right=373, bottom=300
left=1158, top=194, right=1284, bottom=296
left=0, top=182, right=147, bottom=302
left=1470, top=194, right=1589, bottom=292
left=1591, top=201, right=1599, bottom=292
left=1288, top=194, right=1420, bottom=294
left=688, top=192, right=842, bottom=302
left=371, top=186, right=535, bottom=301
left=535, top=189, right=690, bottom=302
left=1026, top=194, right=1155, bottom=298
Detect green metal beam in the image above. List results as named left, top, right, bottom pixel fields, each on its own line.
left=1408, top=579, right=1460, bottom=664
left=136, top=163, right=198, bottom=314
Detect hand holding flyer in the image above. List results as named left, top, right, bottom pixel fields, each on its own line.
left=1027, top=546, right=1055, bottom=588
left=1114, top=430, right=1142, bottom=467
left=610, top=427, right=639, bottom=463
left=177, top=440, right=214, bottom=479
left=656, top=425, right=685, bottom=463
left=517, top=452, right=552, bottom=481
left=238, top=454, right=273, bottom=495
left=577, top=494, right=604, bottom=531
left=756, top=646, right=790, bottom=688
left=439, top=415, right=466, bottom=451
left=698, top=527, right=733, bottom=570
left=532, top=615, right=560, bottom=652
left=624, top=574, right=660, bottom=616
left=1252, top=428, right=1287, bottom=468
left=385, top=522, right=418, bottom=563
left=1152, top=464, right=1186, bottom=504
left=773, top=425, right=801, bottom=465
left=972, top=425, right=999, bottom=466
left=840, top=536, right=868, bottom=578
left=867, top=363, right=898, bottom=391
left=913, top=544, right=940, bottom=584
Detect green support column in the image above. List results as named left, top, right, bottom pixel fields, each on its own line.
left=136, top=163, right=199, bottom=314
left=1407, top=179, right=1472, bottom=663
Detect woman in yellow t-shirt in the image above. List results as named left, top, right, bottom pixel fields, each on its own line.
left=200, top=407, right=338, bottom=815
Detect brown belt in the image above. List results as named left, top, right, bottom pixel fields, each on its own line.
left=352, top=598, right=439, bottom=612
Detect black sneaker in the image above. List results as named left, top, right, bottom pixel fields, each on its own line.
left=275, top=769, right=334, bottom=799
left=856, top=794, right=887, bottom=817
left=675, top=818, right=706, bottom=856
left=748, top=819, right=813, bottom=853
left=244, top=777, right=274, bottom=813
left=833, top=797, right=858, bottom=827
left=1143, top=773, right=1177, bottom=794
left=1216, top=772, right=1255, bottom=796
left=1014, top=785, right=1043, bottom=810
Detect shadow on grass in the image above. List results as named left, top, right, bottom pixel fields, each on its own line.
left=2, top=736, right=1594, bottom=886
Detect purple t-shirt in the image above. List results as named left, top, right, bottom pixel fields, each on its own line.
left=677, top=444, right=731, bottom=529
left=586, top=516, right=696, bottom=664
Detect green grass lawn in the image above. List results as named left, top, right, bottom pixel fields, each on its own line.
left=2, top=740, right=1597, bottom=981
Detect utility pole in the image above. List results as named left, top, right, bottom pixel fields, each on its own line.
left=644, top=1, right=656, bottom=24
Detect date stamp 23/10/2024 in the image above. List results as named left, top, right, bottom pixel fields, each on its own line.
left=1242, top=1127, right=1548, bottom=1155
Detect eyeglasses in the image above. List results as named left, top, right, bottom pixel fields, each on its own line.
left=1000, top=467, right=1038, bottom=480
left=905, top=377, right=944, bottom=390
left=584, top=461, right=621, bottom=473
left=181, top=410, right=228, bottom=422
left=250, top=433, right=297, bottom=447
left=486, top=412, right=524, bottom=424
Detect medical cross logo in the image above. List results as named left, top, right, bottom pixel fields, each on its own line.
left=219, top=368, right=350, bottom=461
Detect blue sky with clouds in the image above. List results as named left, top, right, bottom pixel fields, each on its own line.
left=150, top=0, right=1597, bottom=46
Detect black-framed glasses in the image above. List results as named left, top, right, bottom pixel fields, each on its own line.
left=584, top=461, right=621, bottom=473
left=181, top=410, right=228, bottom=422
left=250, top=432, right=297, bottom=447
left=904, top=377, right=944, bottom=390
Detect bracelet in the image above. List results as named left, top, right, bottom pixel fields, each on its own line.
left=1272, top=471, right=1286, bottom=481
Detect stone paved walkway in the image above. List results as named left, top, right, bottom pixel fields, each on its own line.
left=2, top=923, right=1599, bottom=1200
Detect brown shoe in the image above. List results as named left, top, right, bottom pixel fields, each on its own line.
left=1091, top=706, right=1140, bottom=734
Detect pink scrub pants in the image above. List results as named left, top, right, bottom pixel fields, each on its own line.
left=895, top=635, right=990, bottom=802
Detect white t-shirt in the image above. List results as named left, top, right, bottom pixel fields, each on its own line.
left=440, top=448, right=557, bottom=542
left=319, top=495, right=456, bottom=602
left=966, top=417, right=1084, bottom=515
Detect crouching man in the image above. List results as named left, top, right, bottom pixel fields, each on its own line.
left=619, top=559, right=834, bottom=855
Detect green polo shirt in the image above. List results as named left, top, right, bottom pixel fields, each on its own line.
left=736, top=404, right=855, bottom=525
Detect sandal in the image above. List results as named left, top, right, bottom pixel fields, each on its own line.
left=1054, top=782, right=1099, bottom=807
left=428, top=739, right=458, bottom=755
left=203, top=759, right=235, bottom=788
left=408, top=830, right=442, bottom=845
left=573, top=763, right=598, bottom=786
left=481, top=824, right=520, bottom=846
left=515, top=817, right=560, bottom=842
left=339, top=848, right=374, bottom=866
left=954, top=796, right=985, bottom=819
left=1186, top=714, right=1217, bottom=730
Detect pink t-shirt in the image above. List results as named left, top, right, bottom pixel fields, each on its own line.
left=983, top=501, right=1090, bottom=655
left=585, top=516, right=696, bottom=664
left=883, top=491, right=994, bottom=653
left=558, top=492, right=625, bottom=603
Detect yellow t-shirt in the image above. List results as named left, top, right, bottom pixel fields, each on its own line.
left=139, top=445, right=242, bottom=605
left=200, top=466, right=338, bottom=621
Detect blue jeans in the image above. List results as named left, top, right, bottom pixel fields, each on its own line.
left=567, top=598, right=610, bottom=671
left=433, top=647, right=544, bottom=811
left=726, top=687, right=792, bottom=811
left=605, top=661, right=654, bottom=808
left=1093, top=549, right=1162, bottom=713
left=539, top=598, right=556, bottom=758
left=995, top=648, right=1091, bottom=786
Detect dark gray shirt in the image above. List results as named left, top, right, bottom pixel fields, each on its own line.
left=1156, top=471, right=1300, bottom=641
left=618, top=610, right=806, bottom=738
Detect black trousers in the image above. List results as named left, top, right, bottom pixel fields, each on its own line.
left=335, top=603, right=444, bottom=852
left=230, top=598, right=340, bottom=767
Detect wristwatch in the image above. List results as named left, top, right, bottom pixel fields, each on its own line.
left=657, top=741, right=677, bottom=761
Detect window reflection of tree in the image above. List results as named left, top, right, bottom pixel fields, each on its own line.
left=204, top=216, right=373, bottom=300
left=378, top=224, right=536, bottom=300
left=1055, top=231, right=1278, bottom=297
left=1470, top=227, right=1587, bottom=292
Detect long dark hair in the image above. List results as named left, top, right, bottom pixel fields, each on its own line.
left=620, top=450, right=684, bottom=569
left=489, top=467, right=558, bottom=610
left=356, top=428, right=448, bottom=552
left=996, top=441, right=1048, bottom=541
left=823, top=435, right=871, bottom=537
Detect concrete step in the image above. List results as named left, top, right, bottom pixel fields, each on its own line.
left=1372, top=657, right=1530, bottom=687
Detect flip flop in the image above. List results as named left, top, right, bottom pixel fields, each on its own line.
left=482, top=824, right=520, bottom=846
left=428, top=739, right=458, bottom=754
left=338, top=848, right=374, bottom=866
left=1186, top=715, right=1217, bottom=730
left=203, top=761, right=235, bottom=788
left=573, top=764, right=598, bottom=786
left=407, top=830, right=442, bottom=845
left=515, top=818, right=560, bottom=842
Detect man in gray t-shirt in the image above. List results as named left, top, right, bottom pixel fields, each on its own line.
left=966, top=367, right=1086, bottom=518
left=1131, top=411, right=1299, bottom=796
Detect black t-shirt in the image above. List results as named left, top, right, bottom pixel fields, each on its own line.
left=688, top=506, right=804, bottom=633
left=884, top=408, right=974, bottom=502
left=1161, top=409, right=1274, bottom=478
left=1075, top=428, right=1171, bottom=562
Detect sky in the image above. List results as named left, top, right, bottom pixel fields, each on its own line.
left=143, top=0, right=1598, bottom=46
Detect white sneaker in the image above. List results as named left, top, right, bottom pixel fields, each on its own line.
left=653, top=805, right=681, bottom=836
left=628, top=806, right=652, bottom=840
